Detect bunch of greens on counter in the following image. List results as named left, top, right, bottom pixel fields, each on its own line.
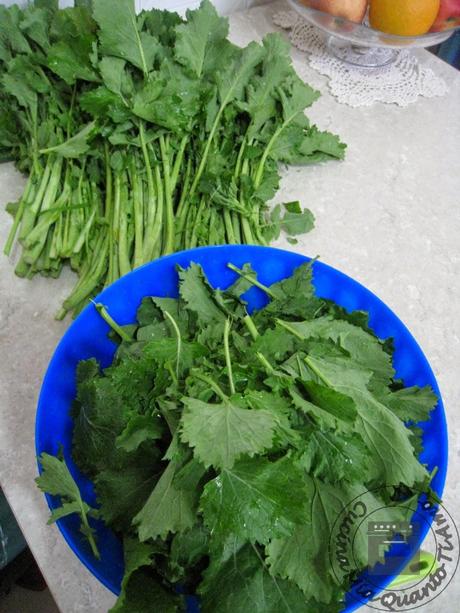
left=36, top=261, right=437, bottom=612
left=0, top=0, right=345, bottom=319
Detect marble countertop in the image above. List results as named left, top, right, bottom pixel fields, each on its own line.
left=1, top=2, right=459, bottom=612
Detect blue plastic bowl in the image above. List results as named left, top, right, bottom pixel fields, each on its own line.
left=35, top=245, right=448, bottom=611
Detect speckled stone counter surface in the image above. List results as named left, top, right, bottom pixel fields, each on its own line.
left=1, top=2, right=459, bottom=612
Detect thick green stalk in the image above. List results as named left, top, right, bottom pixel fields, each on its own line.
left=232, top=212, right=241, bottom=243
left=189, top=197, right=205, bottom=249
left=160, top=135, right=174, bottom=255
left=164, top=311, right=182, bottom=380
left=174, top=158, right=193, bottom=249
left=118, top=171, right=131, bottom=277
left=144, top=163, right=163, bottom=261
left=191, top=370, right=227, bottom=401
left=4, top=171, right=35, bottom=256
left=93, top=301, right=133, bottom=342
left=240, top=216, right=255, bottom=244
left=227, top=263, right=276, bottom=298
left=23, top=157, right=64, bottom=264
left=58, top=233, right=108, bottom=318
left=130, top=155, right=144, bottom=269
left=19, top=157, right=52, bottom=241
left=223, top=209, right=236, bottom=244
left=223, top=318, right=235, bottom=395
left=170, top=135, right=188, bottom=194
left=139, top=122, right=158, bottom=262
left=104, top=146, right=115, bottom=286
left=187, top=105, right=226, bottom=201
left=243, top=314, right=259, bottom=340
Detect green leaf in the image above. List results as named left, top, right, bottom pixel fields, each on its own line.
left=36, top=453, right=100, bottom=558
left=47, top=6, right=99, bottom=84
left=93, top=0, right=159, bottom=75
left=180, top=396, right=277, bottom=469
left=94, top=465, right=158, bottom=533
left=297, top=125, right=346, bottom=161
left=168, top=524, right=209, bottom=582
left=279, top=316, right=394, bottom=390
left=200, top=543, right=319, bottom=613
left=47, top=39, right=99, bottom=84
left=200, top=456, right=308, bottom=544
left=40, top=121, right=98, bottom=158
left=19, top=7, right=51, bottom=51
left=142, top=8, right=183, bottom=48
left=260, top=262, right=322, bottom=321
left=278, top=76, right=320, bottom=126
left=216, top=41, right=265, bottom=106
left=174, top=0, right=228, bottom=78
left=2, top=72, right=37, bottom=114
left=382, top=385, right=438, bottom=423
left=80, top=85, right=128, bottom=119
left=296, top=428, right=370, bottom=483
left=303, top=353, right=429, bottom=486
left=178, top=263, right=226, bottom=324
left=244, top=33, right=294, bottom=140
left=277, top=203, right=315, bottom=236
left=99, top=56, right=128, bottom=96
left=266, top=477, right=367, bottom=603
left=290, top=386, right=356, bottom=432
left=110, top=538, right=183, bottom=613
left=266, top=524, right=339, bottom=604
left=133, top=459, right=198, bottom=541
left=0, top=6, right=32, bottom=56
left=133, top=61, right=201, bottom=132
left=116, top=414, right=164, bottom=452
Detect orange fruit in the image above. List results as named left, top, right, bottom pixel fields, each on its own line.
left=369, top=0, right=441, bottom=36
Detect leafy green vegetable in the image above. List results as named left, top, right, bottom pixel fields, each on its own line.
left=36, top=452, right=100, bottom=558
left=1, top=0, right=346, bottom=319
left=35, top=261, right=437, bottom=611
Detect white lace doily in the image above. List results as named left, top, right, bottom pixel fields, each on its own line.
left=273, top=10, right=448, bottom=107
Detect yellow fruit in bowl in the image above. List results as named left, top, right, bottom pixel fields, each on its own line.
left=300, top=0, right=368, bottom=23
left=369, top=0, right=441, bottom=36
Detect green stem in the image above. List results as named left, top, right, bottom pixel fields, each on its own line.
left=243, top=314, right=259, bottom=340
left=160, top=135, right=174, bottom=255
left=104, top=146, right=115, bottom=286
left=118, top=171, right=132, bottom=277
left=130, top=155, right=144, bottom=269
left=234, top=137, right=247, bottom=179
left=256, top=352, right=275, bottom=374
left=223, top=209, right=236, bottom=243
left=188, top=86, right=236, bottom=201
left=227, top=263, right=276, bottom=298
left=189, top=197, right=205, bottom=249
left=304, top=356, right=332, bottom=388
left=92, top=300, right=133, bottom=342
left=4, top=171, right=35, bottom=255
left=191, top=371, right=227, bottom=402
left=223, top=318, right=235, bottom=395
left=170, top=135, right=188, bottom=193
left=276, top=319, right=304, bottom=340
left=139, top=122, right=158, bottom=261
left=232, top=212, right=241, bottom=243
left=164, top=311, right=182, bottom=380
left=147, top=163, right=163, bottom=260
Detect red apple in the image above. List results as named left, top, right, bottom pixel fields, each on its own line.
left=430, top=0, right=460, bottom=31
left=300, top=0, right=369, bottom=24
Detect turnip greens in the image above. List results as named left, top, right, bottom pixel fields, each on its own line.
left=37, top=261, right=437, bottom=612
left=1, top=0, right=345, bottom=318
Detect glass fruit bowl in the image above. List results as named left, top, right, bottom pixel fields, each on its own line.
left=288, top=0, right=460, bottom=67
